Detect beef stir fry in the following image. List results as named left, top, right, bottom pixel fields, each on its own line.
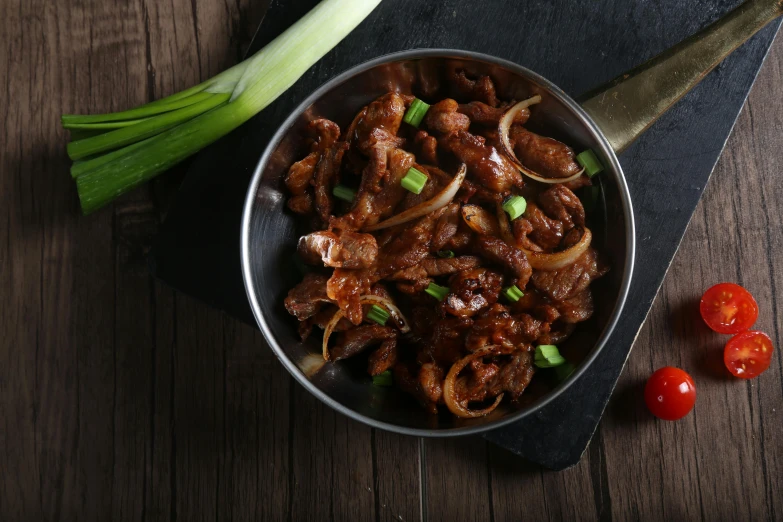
left=283, top=71, right=608, bottom=418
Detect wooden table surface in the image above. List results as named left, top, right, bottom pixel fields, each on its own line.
left=2, top=2, right=782, bottom=521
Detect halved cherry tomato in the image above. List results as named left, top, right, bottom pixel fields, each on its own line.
left=699, top=283, right=758, bottom=334
left=644, top=367, right=696, bottom=421
left=724, top=330, right=774, bottom=379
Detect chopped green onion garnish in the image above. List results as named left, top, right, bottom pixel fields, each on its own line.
left=555, top=362, right=575, bottom=382
left=503, top=285, right=524, bottom=302
left=534, top=345, right=566, bottom=368
left=502, top=195, right=527, bottom=220
left=425, top=282, right=449, bottom=302
left=576, top=149, right=604, bottom=177
left=403, top=98, right=431, bottom=128
left=333, top=184, right=356, bottom=202
left=372, top=370, right=393, bottom=387
left=401, top=167, right=428, bottom=194
left=366, top=305, right=390, bottom=326
left=436, top=250, right=455, bottom=259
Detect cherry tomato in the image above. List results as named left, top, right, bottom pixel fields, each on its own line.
left=644, top=367, right=696, bottom=421
left=699, top=283, right=758, bottom=334
left=724, top=330, right=774, bottom=379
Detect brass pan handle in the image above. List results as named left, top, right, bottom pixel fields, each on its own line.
left=579, top=0, right=783, bottom=154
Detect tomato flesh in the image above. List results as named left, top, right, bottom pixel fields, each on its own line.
left=644, top=367, right=696, bottom=421
left=699, top=283, right=758, bottom=334
left=724, top=330, right=774, bottom=379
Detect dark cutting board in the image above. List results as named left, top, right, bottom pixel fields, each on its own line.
left=149, top=0, right=782, bottom=470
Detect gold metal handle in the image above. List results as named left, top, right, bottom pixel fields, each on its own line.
left=579, top=0, right=783, bottom=154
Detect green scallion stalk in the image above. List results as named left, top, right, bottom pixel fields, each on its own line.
left=64, top=0, right=383, bottom=214
left=503, top=285, right=524, bottom=302
left=372, top=371, right=393, bottom=387
left=402, top=98, right=430, bottom=128
left=333, top=184, right=357, bottom=202
left=576, top=149, right=604, bottom=177
left=425, top=282, right=449, bottom=302
left=534, top=345, right=566, bottom=368
left=502, top=195, right=527, bottom=220
left=436, top=250, right=455, bottom=259
left=401, top=167, right=428, bottom=194
left=366, top=305, right=390, bottom=326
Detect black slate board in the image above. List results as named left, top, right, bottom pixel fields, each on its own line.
left=149, top=0, right=782, bottom=470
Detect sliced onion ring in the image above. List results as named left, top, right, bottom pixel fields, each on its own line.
left=443, top=345, right=511, bottom=419
left=322, top=295, right=411, bottom=360
left=364, top=164, right=467, bottom=231
left=523, top=227, right=592, bottom=271
left=461, top=204, right=500, bottom=237
left=498, top=96, right=585, bottom=184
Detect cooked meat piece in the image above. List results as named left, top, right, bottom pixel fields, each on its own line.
left=510, top=126, right=581, bottom=179
left=284, top=273, right=333, bottom=321
left=287, top=193, right=314, bottom=215
left=447, top=224, right=474, bottom=251
left=367, top=338, right=399, bottom=375
left=458, top=350, right=535, bottom=403
left=297, top=230, right=378, bottom=269
left=390, top=255, right=481, bottom=281
left=538, top=322, right=576, bottom=345
left=465, top=304, right=548, bottom=351
left=522, top=203, right=564, bottom=251
left=453, top=70, right=499, bottom=106
left=297, top=304, right=353, bottom=340
left=443, top=268, right=503, bottom=318
left=538, top=185, right=585, bottom=229
left=561, top=228, right=583, bottom=249
left=424, top=99, right=471, bottom=134
left=313, top=141, right=349, bottom=223
left=426, top=316, right=474, bottom=364
left=511, top=217, right=541, bottom=252
left=557, top=289, right=594, bottom=323
left=419, top=363, right=445, bottom=404
left=331, top=324, right=396, bottom=361
left=458, top=101, right=529, bottom=126
left=326, top=268, right=375, bottom=325
left=432, top=203, right=460, bottom=250
left=397, top=168, right=442, bottom=211
left=563, top=175, right=593, bottom=191
left=394, top=362, right=438, bottom=414
left=531, top=247, right=608, bottom=301
left=378, top=207, right=447, bottom=276
left=310, top=118, right=341, bottom=152
left=535, top=304, right=561, bottom=323
left=442, top=130, right=523, bottom=194
left=372, top=148, right=416, bottom=221
left=351, top=92, right=407, bottom=144
left=415, top=130, right=438, bottom=164
left=285, top=153, right=318, bottom=196
left=473, top=235, right=532, bottom=287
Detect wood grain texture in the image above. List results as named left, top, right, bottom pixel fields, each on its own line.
left=1, top=1, right=782, bottom=522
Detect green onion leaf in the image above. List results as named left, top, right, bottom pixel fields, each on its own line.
left=535, top=345, right=566, bottom=368
left=372, top=370, right=393, bottom=387
left=403, top=98, right=430, bottom=128
left=425, top=282, right=449, bottom=302
left=63, top=0, right=383, bottom=214
left=503, top=285, right=524, bottom=302
left=366, top=305, right=390, bottom=326
left=333, top=185, right=356, bottom=202
left=576, top=149, right=604, bottom=177
left=502, top=195, right=527, bottom=220
left=436, top=250, right=455, bottom=259
left=401, top=167, right=428, bottom=194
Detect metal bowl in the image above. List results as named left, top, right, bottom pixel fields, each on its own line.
left=241, top=49, right=635, bottom=437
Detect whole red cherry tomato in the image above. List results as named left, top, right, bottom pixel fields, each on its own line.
left=700, top=283, right=758, bottom=334
left=724, top=330, right=774, bottom=379
left=644, top=367, right=697, bottom=421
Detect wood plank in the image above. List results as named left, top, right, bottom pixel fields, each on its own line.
left=602, top=34, right=783, bottom=522
left=289, top=385, right=376, bottom=522
left=220, top=323, right=291, bottom=522
left=424, top=438, right=491, bottom=522
left=374, top=432, right=422, bottom=522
